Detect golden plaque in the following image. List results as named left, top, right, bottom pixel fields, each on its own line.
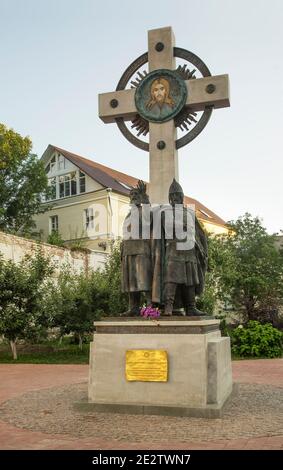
left=125, top=350, right=168, bottom=382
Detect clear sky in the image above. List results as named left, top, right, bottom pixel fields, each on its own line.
left=1, top=0, right=282, bottom=233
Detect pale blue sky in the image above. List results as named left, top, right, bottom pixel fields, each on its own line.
left=1, top=0, right=282, bottom=233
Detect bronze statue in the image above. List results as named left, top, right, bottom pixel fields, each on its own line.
left=162, top=179, right=208, bottom=316
left=121, top=178, right=207, bottom=317
left=121, top=181, right=152, bottom=315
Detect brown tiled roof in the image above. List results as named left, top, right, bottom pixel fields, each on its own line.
left=50, top=146, right=226, bottom=228
left=184, top=196, right=226, bottom=227
left=53, top=146, right=134, bottom=194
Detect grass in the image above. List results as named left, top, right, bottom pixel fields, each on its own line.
left=0, top=338, right=90, bottom=364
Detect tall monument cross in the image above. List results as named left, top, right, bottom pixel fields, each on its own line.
left=99, top=26, right=230, bottom=204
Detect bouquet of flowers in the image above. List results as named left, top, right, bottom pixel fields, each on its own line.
left=140, top=305, right=160, bottom=319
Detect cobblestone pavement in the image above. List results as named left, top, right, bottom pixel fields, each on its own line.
left=0, top=361, right=282, bottom=450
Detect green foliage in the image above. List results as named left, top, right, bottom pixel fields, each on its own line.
left=197, top=232, right=236, bottom=315
left=42, top=267, right=105, bottom=348
left=231, top=321, right=283, bottom=358
left=215, top=314, right=230, bottom=337
left=200, top=214, right=283, bottom=321
left=224, top=214, right=283, bottom=321
left=40, top=242, right=127, bottom=347
left=47, top=230, right=65, bottom=247
left=197, top=214, right=283, bottom=329
left=95, top=242, right=128, bottom=315
left=66, top=228, right=88, bottom=251
left=196, top=277, right=216, bottom=315
left=0, top=123, right=51, bottom=234
left=0, top=249, right=54, bottom=358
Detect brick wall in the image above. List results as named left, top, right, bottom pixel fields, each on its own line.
left=0, top=231, right=107, bottom=275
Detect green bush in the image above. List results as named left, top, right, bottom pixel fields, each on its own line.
left=47, top=230, right=65, bottom=247
left=231, top=320, right=283, bottom=358
left=215, top=314, right=230, bottom=337
left=196, top=278, right=216, bottom=315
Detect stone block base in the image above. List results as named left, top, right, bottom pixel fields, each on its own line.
left=87, top=317, right=233, bottom=418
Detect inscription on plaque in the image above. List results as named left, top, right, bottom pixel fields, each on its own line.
left=125, top=350, right=168, bottom=382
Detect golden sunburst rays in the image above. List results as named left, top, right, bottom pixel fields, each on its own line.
left=174, top=65, right=198, bottom=131
left=175, top=64, right=196, bottom=80
left=130, top=70, right=148, bottom=89
left=131, top=108, right=198, bottom=136
left=174, top=107, right=198, bottom=131
left=130, top=70, right=149, bottom=136
left=131, top=114, right=149, bottom=136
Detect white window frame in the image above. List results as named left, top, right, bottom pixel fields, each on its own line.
left=79, top=171, right=86, bottom=193
left=84, top=208, right=94, bottom=229
left=50, top=155, right=56, bottom=173
left=57, top=172, right=78, bottom=199
left=70, top=171, right=77, bottom=196
left=49, top=215, right=58, bottom=234
left=58, top=154, right=65, bottom=170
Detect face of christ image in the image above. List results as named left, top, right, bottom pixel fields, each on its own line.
left=147, top=77, right=175, bottom=110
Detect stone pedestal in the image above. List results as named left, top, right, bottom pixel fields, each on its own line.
left=87, top=317, right=233, bottom=418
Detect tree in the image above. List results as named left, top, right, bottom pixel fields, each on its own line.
left=0, top=249, right=54, bottom=359
left=197, top=232, right=236, bottom=314
left=100, top=242, right=128, bottom=314
left=44, top=268, right=105, bottom=349
left=222, top=214, right=283, bottom=322
left=0, top=123, right=51, bottom=234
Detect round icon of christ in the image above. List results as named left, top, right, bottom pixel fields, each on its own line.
left=135, top=69, right=187, bottom=123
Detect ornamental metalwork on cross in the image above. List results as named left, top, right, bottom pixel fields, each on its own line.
left=98, top=26, right=230, bottom=204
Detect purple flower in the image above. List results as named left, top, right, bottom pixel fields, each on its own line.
left=140, top=305, right=160, bottom=318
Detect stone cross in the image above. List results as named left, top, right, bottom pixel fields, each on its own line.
left=99, top=27, right=229, bottom=204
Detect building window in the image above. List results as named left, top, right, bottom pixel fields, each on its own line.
left=85, top=208, right=94, bottom=229
left=45, top=168, right=82, bottom=201
left=50, top=177, right=56, bottom=200
left=58, top=154, right=65, bottom=170
left=50, top=155, right=56, bottom=173
left=79, top=171, right=86, bottom=193
left=59, top=176, right=65, bottom=198
left=71, top=172, right=77, bottom=195
left=58, top=173, right=77, bottom=198
left=49, top=215, right=58, bottom=234
left=64, top=175, right=70, bottom=197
